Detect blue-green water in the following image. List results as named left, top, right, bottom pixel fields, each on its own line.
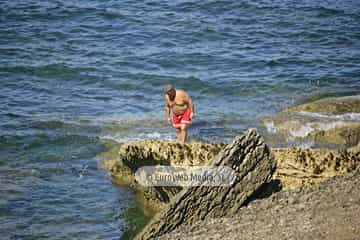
left=1, top=0, right=360, bottom=239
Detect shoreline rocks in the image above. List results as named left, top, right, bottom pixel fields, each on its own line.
left=159, top=168, right=360, bottom=240
left=307, top=123, right=360, bottom=147
left=260, top=95, right=360, bottom=148
left=283, top=95, right=360, bottom=114
left=100, top=138, right=360, bottom=207
left=135, top=129, right=276, bottom=240
left=100, top=140, right=224, bottom=211
left=272, top=146, right=360, bottom=189
left=99, top=130, right=360, bottom=240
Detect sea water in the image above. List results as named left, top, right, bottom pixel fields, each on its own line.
left=1, top=0, right=360, bottom=239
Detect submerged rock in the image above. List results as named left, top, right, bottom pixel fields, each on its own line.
left=260, top=95, right=360, bottom=147
left=135, top=129, right=276, bottom=240
left=284, top=95, right=360, bottom=114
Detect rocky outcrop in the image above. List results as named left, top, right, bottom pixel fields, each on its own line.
left=307, top=123, right=360, bottom=147
left=135, top=129, right=276, bottom=240
left=273, top=147, right=360, bottom=189
left=283, top=95, right=360, bottom=114
left=260, top=95, right=360, bottom=147
left=100, top=140, right=224, bottom=210
left=101, top=139, right=360, bottom=200
left=99, top=128, right=360, bottom=239
left=159, top=168, right=360, bottom=240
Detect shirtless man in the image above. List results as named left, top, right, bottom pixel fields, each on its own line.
left=164, top=84, right=194, bottom=143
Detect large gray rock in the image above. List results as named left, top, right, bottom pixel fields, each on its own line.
left=135, top=129, right=276, bottom=240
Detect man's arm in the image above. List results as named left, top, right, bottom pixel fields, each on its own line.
left=186, top=93, right=195, bottom=119
left=188, top=97, right=194, bottom=113
left=165, top=95, right=171, bottom=124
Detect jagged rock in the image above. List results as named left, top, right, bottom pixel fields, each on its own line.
left=100, top=140, right=224, bottom=210
left=272, top=146, right=360, bottom=189
left=100, top=137, right=360, bottom=211
left=135, top=129, right=276, bottom=240
left=117, top=140, right=224, bottom=167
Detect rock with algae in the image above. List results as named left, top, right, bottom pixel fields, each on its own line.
left=272, top=146, right=360, bottom=189
left=283, top=95, right=360, bottom=114
left=307, top=123, right=360, bottom=147
left=100, top=140, right=224, bottom=210
left=100, top=136, right=360, bottom=210
left=260, top=95, right=360, bottom=147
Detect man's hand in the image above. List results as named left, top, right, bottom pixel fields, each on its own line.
left=190, top=112, right=194, bottom=120
left=167, top=117, right=172, bottom=125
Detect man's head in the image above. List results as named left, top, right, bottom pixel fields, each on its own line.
left=164, top=84, right=176, bottom=101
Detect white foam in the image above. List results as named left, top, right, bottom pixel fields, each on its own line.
left=287, top=121, right=348, bottom=139
left=100, top=131, right=174, bottom=143
left=288, top=123, right=314, bottom=138
left=263, top=116, right=352, bottom=144
left=80, top=111, right=165, bottom=126
left=298, top=111, right=360, bottom=121
left=313, top=121, right=347, bottom=131
left=297, top=141, right=315, bottom=149
left=263, top=121, right=278, bottom=134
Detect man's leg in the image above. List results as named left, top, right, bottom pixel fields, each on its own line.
left=179, top=124, right=188, bottom=144
left=176, top=128, right=181, bottom=142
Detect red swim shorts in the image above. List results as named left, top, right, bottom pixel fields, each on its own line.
left=172, top=108, right=192, bottom=129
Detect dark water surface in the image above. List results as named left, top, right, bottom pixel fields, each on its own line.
left=1, top=0, right=360, bottom=239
